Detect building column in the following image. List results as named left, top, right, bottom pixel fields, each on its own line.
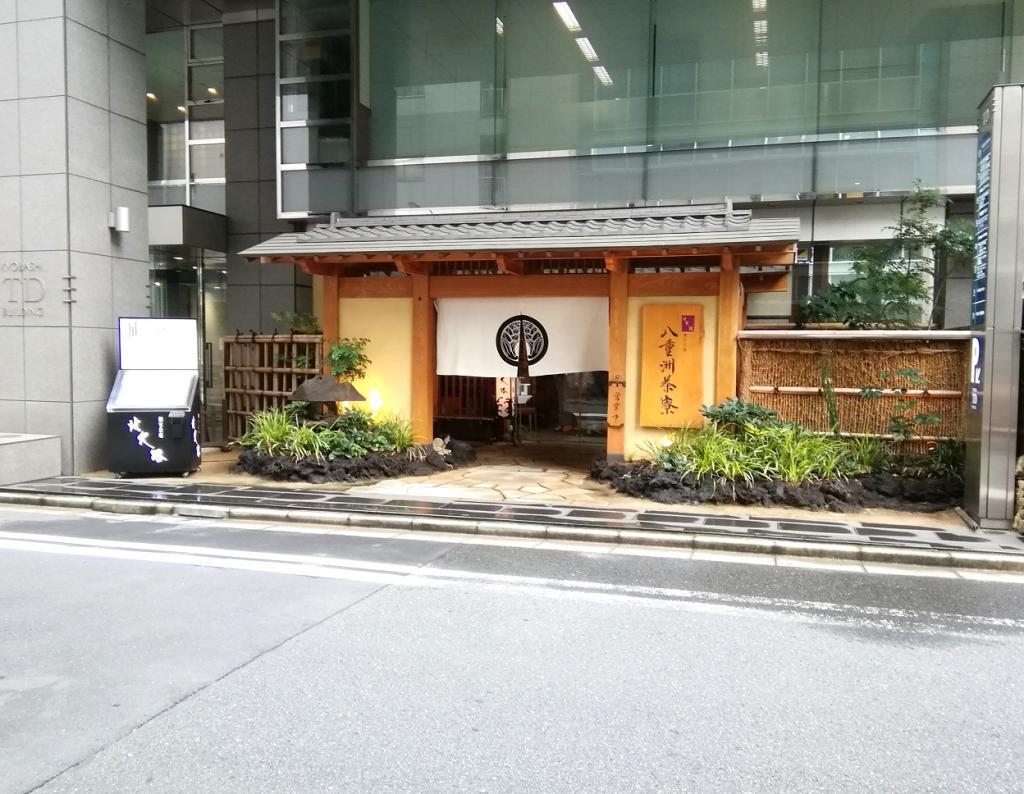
left=0, top=6, right=150, bottom=474
left=410, top=272, right=434, bottom=442
left=606, top=257, right=628, bottom=461
left=716, top=251, right=742, bottom=403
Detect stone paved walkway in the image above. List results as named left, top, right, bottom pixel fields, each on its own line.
left=187, top=444, right=973, bottom=532
left=4, top=474, right=1023, bottom=557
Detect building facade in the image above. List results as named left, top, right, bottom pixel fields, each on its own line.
left=0, top=0, right=1017, bottom=472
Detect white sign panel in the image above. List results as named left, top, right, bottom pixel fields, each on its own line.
left=436, top=297, right=608, bottom=377
left=118, top=317, right=199, bottom=371
left=106, top=370, right=198, bottom=411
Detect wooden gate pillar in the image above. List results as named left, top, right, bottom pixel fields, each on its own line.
left=410, top=272, right=435, bottom=442
left=716, top=251, right=742, bottom=403
left=606, top=256, right=628, bottom=461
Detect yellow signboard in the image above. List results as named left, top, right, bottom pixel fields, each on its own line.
left=639, top=304, right=704, bottom=427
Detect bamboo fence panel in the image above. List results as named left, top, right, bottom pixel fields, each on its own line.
left=737, top=338, right=968, bottom=440
left=223, top=333, right=324, bottom=439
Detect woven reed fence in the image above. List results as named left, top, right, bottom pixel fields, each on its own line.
left=223, top=333, right=324, bottom=439
left=737, top=334, right=969, bottom=442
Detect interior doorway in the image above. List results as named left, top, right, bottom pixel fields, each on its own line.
left=519, top=371, right=608, bottom=445
left=434, top=371, right=608, bottom=461
left=149, top=246, right=228, bottom=442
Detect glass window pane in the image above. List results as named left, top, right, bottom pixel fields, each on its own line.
left=367, top=0, right=497, bottom=158
left=281, top=79, right=351, bottom=120
left=189, top=143, right=224, bottom=179
left=189, top=63, right=223, bottom=102
left=281, top=0, right=352, bottom=34
left=280, top=35, right=351, bottom=78
left=818, top=0, right=1003, bottom=131
left=282, top=125, right=351, bottom=164
left=503, top=0, right=651, bottom=154
left=190, top=184, right=225, bottom=215
left=147, top=121, right=186, bottom=181
left=190, top=26, right=223, bottom=61
left=189, top=118, right=224, bottom=140
left=282, top=167, right=352, bottom=214
left=652, top=1, right=821, bottom=146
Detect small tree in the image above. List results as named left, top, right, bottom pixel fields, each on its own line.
left=798, top=186, right=974, bottom=329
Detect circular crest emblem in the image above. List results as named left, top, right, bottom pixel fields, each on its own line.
left=495, top=315, right=548, bottom=367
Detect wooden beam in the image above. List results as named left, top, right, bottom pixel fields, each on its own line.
left=297, top=258, right=340, bottom=276
left=716, top=252, right=742, bottom=403
left=735, top=252, right=796, bottom=267
left=337, top=277, right=414, bottom=298
left=320, top=274, right=339, bottom=349
left=394, top=255, right=429, bottom=276
left=429, top=274, right=609, bottom=298
left=410, top=273, right=435, bottom=443
left=604, top=254, right=627, bottom=273
left=628, top=272, right=719, bottom=296
left=741, top=272, right=790, bottom=294
left=495, top=254, right=524, bottom=275
left=607, top=269, right=628, bottom=461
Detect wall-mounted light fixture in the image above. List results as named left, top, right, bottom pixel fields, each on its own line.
left=107, top=206, right=130, bottom=233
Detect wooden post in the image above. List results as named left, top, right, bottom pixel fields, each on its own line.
left=716, top=251, right=741, bottom=403
left=317, top=273, right=340, bottom=378
left=411, top=272, right=435, bottom=442
left=606, top=256, right=628, bottom=461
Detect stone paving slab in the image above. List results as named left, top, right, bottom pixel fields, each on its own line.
left=3, top=476, right=1023, bottom=558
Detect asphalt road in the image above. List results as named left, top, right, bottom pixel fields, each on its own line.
left=2, top=505, right=1024, bottom=793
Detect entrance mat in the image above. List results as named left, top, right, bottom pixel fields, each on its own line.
left=3, top=476, right=1023, bottom=556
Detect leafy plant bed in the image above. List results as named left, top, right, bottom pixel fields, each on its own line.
left=235, top=440, right=476, bottom=485
left=590, top=460, right=962, bottom=513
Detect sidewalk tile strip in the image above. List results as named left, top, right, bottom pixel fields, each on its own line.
left=1, top=476, right=1023, bottom=560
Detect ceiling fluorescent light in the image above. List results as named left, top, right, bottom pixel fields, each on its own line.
left=496, top=16, right=504, bottom=36
left=755, top=51, right=769, bottom=67
left=575, top=37, right=599, bottom=62
left=752, top=0, right=767, bottom=10
left=552, top=2, right=581, bottom=32
left=593, top=65, right=613, bottom=86
left=146, top=92, right=157, bottom=101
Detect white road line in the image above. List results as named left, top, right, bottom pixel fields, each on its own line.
left=1, top=532, right=1023, bottom=636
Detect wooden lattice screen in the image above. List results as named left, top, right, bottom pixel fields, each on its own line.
left=223, top=334, right=324, bottom=439
left=737, top=336, right=969, bottom=442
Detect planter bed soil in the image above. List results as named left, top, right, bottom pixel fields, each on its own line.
left=235, top=441, right=476, bottom=485
left=590, top=460, right=962, bottom=513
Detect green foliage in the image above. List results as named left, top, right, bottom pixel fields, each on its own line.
left=651, top=422, right=860, bottom=484
left=284, top=423, right=330, bottom=462
left=798, top=186, right=975, bottom=329
left=325, top=337, right=371, bottom=381
left=820, top=357, right=841, bottom=434
left=270, top=310, right=322, bottom=334
left=859, top=368, right=941, bottom=443
left=238, top=408, right=295, bottom=456
left=377, top=412, right=415, bottom=453
left=843, top=435, right=890, bottom=474
left=700, top=398, right=781, bottom=434
left=237, top=406, right=414, bottom=462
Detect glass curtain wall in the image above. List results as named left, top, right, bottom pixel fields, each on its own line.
left=278, top=0, right=1007, bottom=215
left=147, top=23, right=226, bottom=213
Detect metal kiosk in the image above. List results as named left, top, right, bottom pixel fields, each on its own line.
left=105, top=318, right=201, bottom=478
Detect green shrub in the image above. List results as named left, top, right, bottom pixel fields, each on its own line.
left=238, top=406, right=416, bottom=462
left=238, top=408, right=295, bottom=457
left=325, top=338, right=371, bottom=381
left=377, top=412, right=415, bottom=453
left=700, top=398, right=781, bottom=434
left=842, top=435, right=890, bottom=475
left=652, top=422, right=862, bottom=484
left=284, top=423, right=330, bottom=462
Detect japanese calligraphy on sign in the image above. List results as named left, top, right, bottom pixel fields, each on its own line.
left=640, top=304, right=704, bottom=427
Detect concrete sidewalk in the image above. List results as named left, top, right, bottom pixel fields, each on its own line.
left=2, top=475, right=1023, bottom=573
